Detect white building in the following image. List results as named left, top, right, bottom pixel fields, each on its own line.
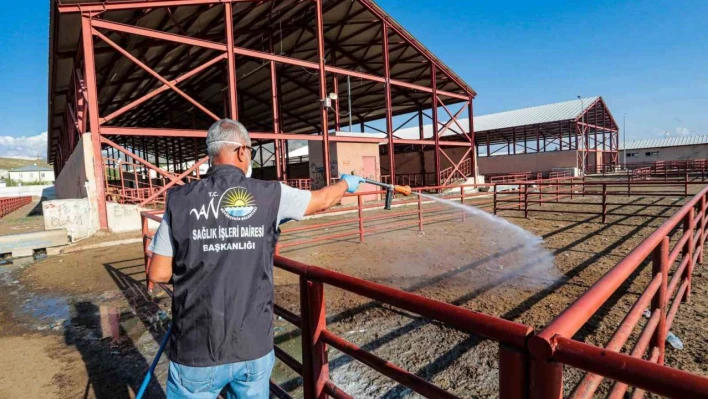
left=8, top=165, right=56, bottom=184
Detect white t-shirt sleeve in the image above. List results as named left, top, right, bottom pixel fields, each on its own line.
left=147, top=213, right=175, bottom=257
left=277, top=183, right=312, bottom=227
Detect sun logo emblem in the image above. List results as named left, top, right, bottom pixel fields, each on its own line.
left=220, top=187, right=257, bottom=220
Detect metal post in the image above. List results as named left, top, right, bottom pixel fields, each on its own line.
left=602, top=183, right=608, bottom=223
left=224, top=2, right=238, bottom=119
left=493, top=187, right=498, bottom=215
left=683, top=208, right=695, bottom=302
left=382, top=22, right=395, bottom=186
left=652, top=236, right=669, bottom=364
left=461, top=188, right=466, bottom=222
left=530, top=358, right=563, bottom=399
left=623, top=113, right=627, bottom=167
left=701, top=195, right=707, bottom=264
left=81, top=14, right=109, bottom=229
left=358, top=195, right=364, bottom=242
left=315, top=0, right=331, bottom=186
left=468, top=98, right=476, bottom=183
left=524, top=184, right=529, bottom=219
left=300, top=278, right=328, bottom=399
left=499, top=346, right=528, bottom=399
left=432, top=65, right=440, bottom=187
left=417, top=191, right=423, bottom=231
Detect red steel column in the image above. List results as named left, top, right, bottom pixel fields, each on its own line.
left=315, top=0, right=331, bottom=186
left=81, top=14, right=108, bottom=230
left=468, top=98, right=475, bottom=183
left=271, top=61, right=283, bottom=181
left=224, top=2, right=238, bottom=119
left=431, top=64, right=440, bottom=186
left=683, top=207, right=695, bottom=302
left=382, top=22, right=395, bottom=185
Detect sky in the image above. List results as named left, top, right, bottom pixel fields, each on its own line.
left=0, top=0, right=706, bottom=159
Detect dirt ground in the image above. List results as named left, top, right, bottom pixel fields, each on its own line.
left=1, top=186, right=707, bottom=398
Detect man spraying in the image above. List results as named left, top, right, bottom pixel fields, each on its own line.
left=148, top=119, right=363, bottom=398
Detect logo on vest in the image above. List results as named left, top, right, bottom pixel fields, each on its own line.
left=219, top=187, right=257, bottom=221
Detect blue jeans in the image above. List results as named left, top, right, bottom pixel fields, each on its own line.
left=167, top=351, right=275, bottom=399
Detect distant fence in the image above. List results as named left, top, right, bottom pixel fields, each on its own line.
left=0, top=196, right=31, bottom=218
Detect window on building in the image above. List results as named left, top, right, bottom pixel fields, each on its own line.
left=41, top=173, right=45, bottom=178
left=627, top=152, right=639, bottom=157
left=645, top=151, right=660, bottom=156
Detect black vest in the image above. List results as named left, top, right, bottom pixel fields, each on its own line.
left=165, top=165, right=281, bottom=366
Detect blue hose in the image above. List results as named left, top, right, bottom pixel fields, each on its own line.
left=136, top=323, right=172, bottom=399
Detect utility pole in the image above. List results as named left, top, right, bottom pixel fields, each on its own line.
left=578, top=96, right=585, bottom=175
left=623, top=113, right=627, bottom=168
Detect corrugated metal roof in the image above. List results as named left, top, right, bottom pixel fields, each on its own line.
left=620, top=135, right=708, bottom=150
left=392, top=96, right=600, bottom=140
left=474, top=96, right=599, bottom=132
left=10, top=165, right=53, bottom=172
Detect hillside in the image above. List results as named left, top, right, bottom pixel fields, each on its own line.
left=0, top=157, right=50, bottom=171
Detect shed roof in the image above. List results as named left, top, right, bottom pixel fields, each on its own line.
left=10, top=165, right=54, bottom=172
left=48, top=0, right=475, bottom=165
left=619, top=135, right=708, bottom=151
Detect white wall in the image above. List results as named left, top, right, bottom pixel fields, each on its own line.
left=0, top=185, right=55, bottom=198
left=43, top=198, right=99, bottom=239
left=7, top=170, right=55, bottom=183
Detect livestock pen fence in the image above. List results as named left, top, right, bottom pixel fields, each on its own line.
left=0, top=196, right=31, bottom=218
left=140, top=178, right=708, bottom=398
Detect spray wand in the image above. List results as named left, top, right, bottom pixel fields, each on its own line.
left=360, top=178, right=412, bottom=210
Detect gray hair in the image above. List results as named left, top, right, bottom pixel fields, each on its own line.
left=205, top=119, right=251, bottom=158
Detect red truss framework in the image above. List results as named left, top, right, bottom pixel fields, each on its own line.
left=49, top=0, right=477, bottom=229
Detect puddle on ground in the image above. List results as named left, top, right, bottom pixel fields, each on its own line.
left=19, top=294, right=71, bottom=322
left=272, top=318, right=304, bottom=389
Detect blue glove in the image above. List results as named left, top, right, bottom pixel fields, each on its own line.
left=340, top=174, right=364, bottom=193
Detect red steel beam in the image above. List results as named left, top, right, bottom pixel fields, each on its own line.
left=58, top=0, right=259, bottom=13
left=81, top=15, right=109, bottom=230
left=92, top=29, right=220, bottom=121
left=100, top=53, right=226, bottom=124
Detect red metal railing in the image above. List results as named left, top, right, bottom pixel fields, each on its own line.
left=139, top=177, right=708, bottom=399
left=587, top=159, right=708, bottom=177
left=283, top=179, right=313, bottom=190
left=496, top=180, right=699, bottom=222
left=529, top=185, right=708, bottom=399
left=0, top=196, right=31, bottom=218
left=140, top=210, right=532, bottom=399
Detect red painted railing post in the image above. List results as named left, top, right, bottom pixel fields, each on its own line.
left=530, top=358, right=563, bottom=399
left=300, top=278, right=329, bottom=399
left=539, top=181, right=544, bottom=206
left=685, top=172, right=689, bottom=196
left=357, top=195, right=364, bottom=243
left=417, top=191, right=424, bottom=231
left=652, top=236, right=669, bottom=364
left=494, top=187, right=498, bottom=215
left=499, top=345, right=528, bottom=399
left=460, top=187, right=466, bottom=222
left=701, top=195, right=707, bottom=264
left=524, top=184, right=529, bottom=219
left=555, top=181, right=559, bottom=202
left=570, top=178, right=574, bottom=200
left=602, top=183, right=608, bottom=223
left=683, top=208, right=695, bottom=302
